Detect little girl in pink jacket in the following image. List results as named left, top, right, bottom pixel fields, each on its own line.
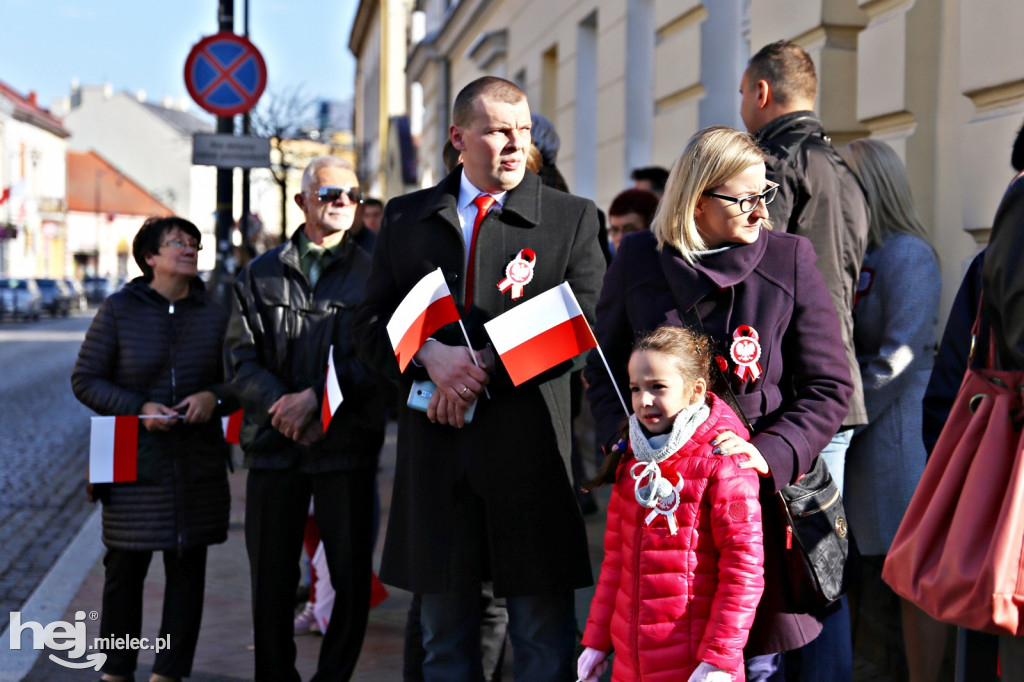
left=579, top=325, right=765, bottom=682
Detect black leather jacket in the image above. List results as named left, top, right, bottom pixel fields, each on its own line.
left=226, top=227, right=385, bottom=472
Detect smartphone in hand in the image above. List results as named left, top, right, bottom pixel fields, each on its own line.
left=407, top=379, right=477, bottom=422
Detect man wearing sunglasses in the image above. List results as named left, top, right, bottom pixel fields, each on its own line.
left=225, top=155, right=386, bottom=681
left=739, top=40, right=869, bottom=682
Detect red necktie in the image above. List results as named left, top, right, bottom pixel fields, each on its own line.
left=464, top=194, right=495, bottom=312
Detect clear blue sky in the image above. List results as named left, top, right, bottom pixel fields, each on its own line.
left=0, top=0, right=357, bottom=114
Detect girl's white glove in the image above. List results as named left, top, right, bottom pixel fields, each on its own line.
left=687, top=661, right=734, bottom=682
left=577, top=646, right=609, bottom=681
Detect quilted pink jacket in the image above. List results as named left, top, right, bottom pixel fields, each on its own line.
left=582, top=393, right=765, bottom=681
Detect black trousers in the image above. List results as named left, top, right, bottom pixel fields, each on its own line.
left=100, top=545, right=208, bottom=677
left=245, top=467, right=375, bottom=682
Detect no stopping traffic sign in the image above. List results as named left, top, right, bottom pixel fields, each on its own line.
left=184, top=32, right=267, bottom=117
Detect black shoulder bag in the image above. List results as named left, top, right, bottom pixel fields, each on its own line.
left=684, top=305, right=852, bottom=612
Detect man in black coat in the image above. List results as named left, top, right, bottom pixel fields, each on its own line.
left=739, top=40, right=869, bottom=681
left=225, top=156, right=385, bottom=681
left=353, top=76, right=605, bottom=681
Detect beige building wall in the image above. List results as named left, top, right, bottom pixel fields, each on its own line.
left=350, top=0, right=414, bottom=200
left=361, top=0, right=1024, bottom=327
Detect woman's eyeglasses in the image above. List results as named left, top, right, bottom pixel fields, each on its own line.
left=317, top=186, right=362, bottom=205
left=702, top=182, right=779, bottom=213
left=161, top=239, right=203, bottom=251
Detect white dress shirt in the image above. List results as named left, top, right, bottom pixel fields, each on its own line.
left=457, top=170, right=507, bottom=269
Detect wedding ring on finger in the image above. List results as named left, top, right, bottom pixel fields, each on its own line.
left=459, top=386, right=469, bottom=397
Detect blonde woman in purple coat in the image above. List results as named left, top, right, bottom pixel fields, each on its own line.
left=585, top=126, right=854, bottom=680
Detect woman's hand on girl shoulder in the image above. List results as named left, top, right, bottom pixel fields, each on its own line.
left=711, top=430, right=770, bottom=476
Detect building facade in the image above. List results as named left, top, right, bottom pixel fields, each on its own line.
left=352, top=0, right=1022, bottom=325
left=349, top=0, right=419, bottom=200
left=0, top=82, right=70, bottom=278
left=54, top=84, right=219, bottom=271
left=66, top=150, right=174, bottom=279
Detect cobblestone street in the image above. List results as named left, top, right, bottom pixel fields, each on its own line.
left=0, top=313, right=95, bottom=634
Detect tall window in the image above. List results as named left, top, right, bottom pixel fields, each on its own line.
left=576, top=12, right=598, bottom=199
left=699, top=0, right=746, bottom=129
left=541, top=46, right=559, bottom=120
left=625, top=0, right=655, bottom=181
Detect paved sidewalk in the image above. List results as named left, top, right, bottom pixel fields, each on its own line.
left=22, top=419, right=609, bottom=681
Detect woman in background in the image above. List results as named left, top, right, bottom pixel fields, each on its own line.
left=838, top=139, right=941, bottom=681
left=72, top=216, right=232, bottom=682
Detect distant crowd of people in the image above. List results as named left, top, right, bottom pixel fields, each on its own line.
left=70, top=37, right=1024, bottom=682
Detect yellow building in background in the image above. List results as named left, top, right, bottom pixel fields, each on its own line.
left=351, top=0, right=1024, bottom=322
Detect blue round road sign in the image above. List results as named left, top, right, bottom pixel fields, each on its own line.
left=184, top=32, right=267, bottom=117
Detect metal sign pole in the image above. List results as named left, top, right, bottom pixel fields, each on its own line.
left=213, top=0, right=236, bottom=306
left=241, top=0, right=252, bottom=258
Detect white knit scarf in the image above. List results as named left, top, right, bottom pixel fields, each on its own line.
left=629, top=400, right=710, bottom=509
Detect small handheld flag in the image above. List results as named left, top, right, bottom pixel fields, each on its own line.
left=322, top=345, right=344, bottom=431
left=386, top=268, right=461, bottom=372
left=484, top=282, right=598, bottom=386
left=89, top=416, right=139, bottom=483
left=221, top=409, right=243, bottom=445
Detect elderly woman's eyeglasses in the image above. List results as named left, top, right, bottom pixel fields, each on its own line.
left=317, top=186, right=362, bottom=205
left=161, top=239, right=203, bottom=251
left=702, top=182, right=779, bottom=213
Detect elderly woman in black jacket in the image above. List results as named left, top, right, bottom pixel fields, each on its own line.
left=72, top=217, right=232, bottom=682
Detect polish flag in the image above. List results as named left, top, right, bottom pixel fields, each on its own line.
left=386, top=268, right=461, bottom=372
left=221, top=409, right=243, bottom=445
left=89, top=416, right=139, bottom=483
left=484, top=282, right=598, bottom=386
left=322, top=345, right=344, bottom=431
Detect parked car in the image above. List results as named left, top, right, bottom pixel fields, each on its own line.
left=65, top=278, right=88, bottom=311
left=83, top=276, right=116, bottom=304
left=35, top=278, right=72, bottom=317
left=0, top=278, right=42, bottom=321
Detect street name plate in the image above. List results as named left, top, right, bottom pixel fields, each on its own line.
left=192, top=133, right=271, bottom=168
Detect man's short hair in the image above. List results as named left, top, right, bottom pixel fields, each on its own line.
left=362, top=197, right=384, bottom=210
left=630, top=166, right=670, bottom=195
left=608, top=189, right=660, bottom=229
left=747, top=40, right=817, bottom=107
left=452, top=76, right=527, bottom=128
left=300, top=156, right=356, bottom=194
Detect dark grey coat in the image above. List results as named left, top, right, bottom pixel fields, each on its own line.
left=846, top=233, right=939, bottom=555
left=755, top=112, right=869, bottom=428
left=71, top=278, right=231, bottom=552
left=353, top=167, right=607, bottom=597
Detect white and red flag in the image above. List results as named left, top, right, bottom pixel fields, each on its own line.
left=221, top=409, right=243, bottom=445
left=386, top=268, right=461, bottom=372
left=483, top=282, right=598, bottom=386
left=321, top=345, right=344, bottom=431
left=89, top=416, right=139, bottom=483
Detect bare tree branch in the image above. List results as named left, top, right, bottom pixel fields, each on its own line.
left=247, top=86, right=317, bottom=239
